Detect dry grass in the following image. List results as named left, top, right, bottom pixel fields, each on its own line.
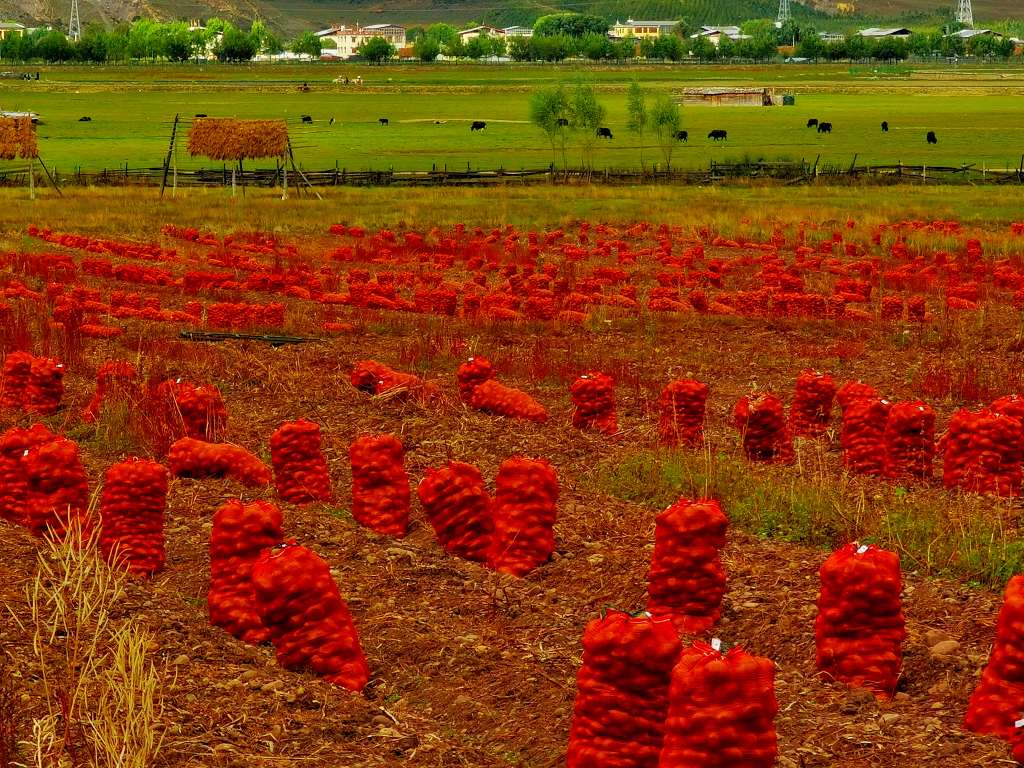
left=187, top=119, right=289, bottom=162
left=0, top=117, right=37, bottom=161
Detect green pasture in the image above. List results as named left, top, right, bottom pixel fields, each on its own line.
left=3, top=63, right=1024, bottom=173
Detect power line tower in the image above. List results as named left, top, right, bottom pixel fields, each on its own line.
left=776, top=0, right=791, bottom=26
left=68, top=0, right=81, bottom=41
left=955, top=0, right=974, bottom=28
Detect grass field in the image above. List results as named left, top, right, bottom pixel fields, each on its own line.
left=4, top=62, right=1024, bottom=173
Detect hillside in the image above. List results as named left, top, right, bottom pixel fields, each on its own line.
left=1, top=0, right=1022, bottom=37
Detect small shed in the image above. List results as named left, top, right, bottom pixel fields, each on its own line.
left=678, top=87, right=777, bottom=107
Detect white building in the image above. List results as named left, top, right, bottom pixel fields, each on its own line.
left=611, top=19, right=678, bottom=39
left=457, top=25, right=503, bottom=42
left=502, top=26, right=533, bottom=38
left=946, top=28, right=1002, bottom=40
left=316, top=23, right=407, bottom=59
left=0, top=21, right=26, bottom=41
left=818, top=32, right=846, bottom=43
left=690, top=26, right=751, bottom=48
left=857, top=27, right=912, bottom=39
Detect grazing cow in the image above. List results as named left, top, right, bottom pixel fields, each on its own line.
left=596, top=127, right=613, bottom=139
left=708, top=129, right=727, bottom=141
left=881, top=121, right=889, bottom=132
left=301, top=115, right=313, bottom=124
left=674, top=130, right=688, bottom=142
left=78, top=116, right=91, bottom=122
left=195, top=113, right=207, bottom=118
left=471, top=121, right=487, bottom=131
left=329, top=117, right=335, bottom=126
left=379, top=118, right=389, bottom=126
left=807, top=118, right=819, bottom=128
left=817, top=122, right=833, bottom=134
left=434, top=120, right=447, bottom=125
left=927, top=131, right=938, bottom=144
left=556, top=117, right=569, bottom=127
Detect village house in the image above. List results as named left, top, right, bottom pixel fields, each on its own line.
left=457, top=25, right=503, bottom=42
left=316, top=23, right=407, bottom=59
left=502, top=26, right=533, bottom=38
left=856, top=27, right=913, bottom=39
left=0, top=21, right=26, bottom=40
left=690, top=26, right=751, bottom=48
left=610, top=19, right=678, bottom=39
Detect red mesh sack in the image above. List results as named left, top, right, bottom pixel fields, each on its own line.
left=0, top=423, right=56, bottom=526
left=270, top=419, right=332, bottom=504
left=733, top=394, right=793, bottom=463
left=646, top=498, right=728, bottom=633
left=790, top=370, right=836, bottom=438
left=841, top=398, right=892, bottom=476
left=835, top=380, right=879, bottom=412
left=659, top=641, right=778, bottom=768
left=167, top=438, right=271, bottom=487
left=658, top=380, right=708, bottom=448
left=82, top=360, right=138, bottom=424
left=24, top=437, right=91, bottom=539
left=99, top=459, right=168, bottom=576
left=941, top=408, right=979, bottom=490
left=469, top=379, right=548, bottom=423
left=815, top=543, right=905, bottom=697
left=156, top=379, right=228, bottom=441
left=993, top=395, right=1024, bottom=423
left=350, top=359, right=436, bottom=401
left=971, top=411, right=1024, bottom=496
left=349, top=434, right=410, bottom=538
left=24, top=357, right=65, bottom=416
left=488, top=457, right=559, bottom=576
left=456, top=356, right=495, bottom=402
left=417, top=461, right=492, bottom=562
left=883, top=401, right=936, bottom=479
left=966, top=576, right=1024, bottom=740
left=570, top=372, right=618, bottom=436
left=251, top=543, right=370, bottom=692
left=1, top=351, right=33, bottom=409
left=209, top=499, right=284, bottom=643
left=566, top=610, right=682, bottom=768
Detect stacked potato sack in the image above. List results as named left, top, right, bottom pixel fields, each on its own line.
left=209, top=500, right=284, bottom=643
left=24, top=437, right=90, bottom=538
left=0, top=424, right=56, bottom=525
left=815, top=543, right=905, bottom=696
left=841, top=398, right=892, bottom=476
left=456, top=356, right=496, bottom=402
left=646, top=498, right=728, bottom=633
left=24, top=357, right=65, bottom=415
left=469, top=379, right=548, bottom=423
left=733, top=394, right=794, bottom=463
left=82, top=360, right=138, bottom=424
left=965, top=576, right=1024, bottom=742
left=173, top=381, right=228, bottom=441
left=883, top=401, right=936, bottom=479
left=350, top=360, right=436, bottom=401
left=570, top=373, right=618, bottom=436
left=993, top=395, right=1024, bottom=423
left=167, top=438, right=271, bottom=487
left=251, top=543, right=370, bottom=692
left=488, top=457, right=559, bottom=576
left=906, top=296, right=927, bottom=322
left=880, top=296, right=904, bottom=320
left=941, top=408, right=980, bottom=490
left=417, top=461, right=493, bottom=562
left=349, top=434, right=410, bottom=538
left=835, top=380, right=879, bottom=413
left=960, top=410, right=1024, bottom=497
left=98, top=459, right=168, bottom=576
left=657, top=380, right=708, bottom=448
left=790, top=371, right=836, bottom=438
left=659, top=641, right=778, bottom=768
left=1, top=351, right=33, bottom=409
left=270, top=420, right=332, bottom=504
left=566, top=610, right=682, bottom=768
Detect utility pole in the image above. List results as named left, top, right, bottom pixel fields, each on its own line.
left=776, top=0, right=791, bottom=27
left=68, top=0, right=81, bottom=41
left=955, top=0, right=974, bottom=28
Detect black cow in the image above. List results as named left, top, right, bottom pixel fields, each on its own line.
left=708, top=129, right=727, bottom=141
left=596, top=127, right=613, bottom=139
left=301, top=115, right=313, bottom=124
left=927, top=131, right=938, bottom=144
left=329, top=117, right=335, bottom=126
left=807, top=118, right=818, bottom=128
left=471, top=121, right=487, bottom=131
left=379, top=118, right=389, bottom=126
left=78, top=116, right=91, bottom=122
left=674, top=130, right=688, bottom=142
left=195, top=113, right=207, bottom=118
left=556, top=117, right=569, bottom=127
left=817, top=122, right=833, bottom=134
left=881, top=121, right=889, bottom=132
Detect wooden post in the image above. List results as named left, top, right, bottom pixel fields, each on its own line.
left=28, top=157, right=35, bottom=200
left=282, top=157, right=288, bottom=199
left=231, top=166, right=236, bottom=197
left=172, top=147, right=178, bottom=197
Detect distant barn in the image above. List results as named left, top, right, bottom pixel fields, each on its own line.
left=678, top=87, right=777, bottom=107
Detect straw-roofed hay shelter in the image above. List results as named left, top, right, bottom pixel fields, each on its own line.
left=187, top=118, right=289, bottom=161
left=0, top=117, right=38, bottom=160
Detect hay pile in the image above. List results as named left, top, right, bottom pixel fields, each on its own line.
left=187, top=118, right=289, bottom=161
left=0, top=117, right=38, bottom=160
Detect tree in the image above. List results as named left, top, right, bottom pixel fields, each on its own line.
left=162, top=21, right=195, bottom=61
left=508, top=36, right=532, bottom=61
left=75, top=24, right=108, bottom=63
left=464, top=35, right=488, bottom=60
left=797, top=35, right=826, bottom=61
left=534, top=13, right=608, bottom=38
left=650, top=95, right=682, bottom=170
left=413, top=36, right=441, bottom=61
left=690, top=34, right=715, bottom=60
left=292, top=31, right=322, bottom=58
left=358, top=36, right=396, bottom=64
left=490, top=36, right=507, bottom=57
left=568, top=81, right=605, bottom=169
left=36, top=30, right=73, bottom=63
left=426, top=23, right=458, bottom=47
left=626, top=81, right=648, bottom=171
left=530, top=84, right=570, bottom=167
left=717, top=35, right=737, bottom=60
left=215, top=25, right=258, bottom=62
left=582, top=33, right=614, bottom=60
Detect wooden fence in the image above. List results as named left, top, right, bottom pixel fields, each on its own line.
left=2, top=159, right=1024, bottom=189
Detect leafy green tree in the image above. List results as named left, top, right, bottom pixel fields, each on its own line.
left=797, top=34, right=825, bottom=60
left=508, top=36, right=532, bottom=61
left=291, top=31, right=322, bottom=58
left=413, top=36, right=440, bottom=61
left=717, top=35, right=737, bottom=59
left=443, top=37, right=465, bottom=58
left=532, top=34, right=574, bottom=61
left=490, top=36, right=507, bottom=57
left=534, top=13, right=607, bottom=38
left=427, top=24, right=459, bottom=47
left=626, top=81, right=648, bottom=171
left=582, top=33, right=613, bottom=60
left=995, top=36, right=1016, bottom=58
left=843, top=33, right=868, bottom=60
left=358, top=36, right=396, bottom=64
left=464, top=35, right=488, bottom=59
left=162, top=21, right=195, bottom=61
left=37, top=29, right=73, bottom=62
left=215, top=25, right=258, bottom=62
left=568, top=81, right=605, bottom=169
left=650, top=95, right=682, bottom=170
left=75, top=24, right=108, bottom=62
left=690, top=34, right=715, bottom=60
left=530, top=84, right=570, bottom=167
left=406, top=26, right=426, bottom=43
